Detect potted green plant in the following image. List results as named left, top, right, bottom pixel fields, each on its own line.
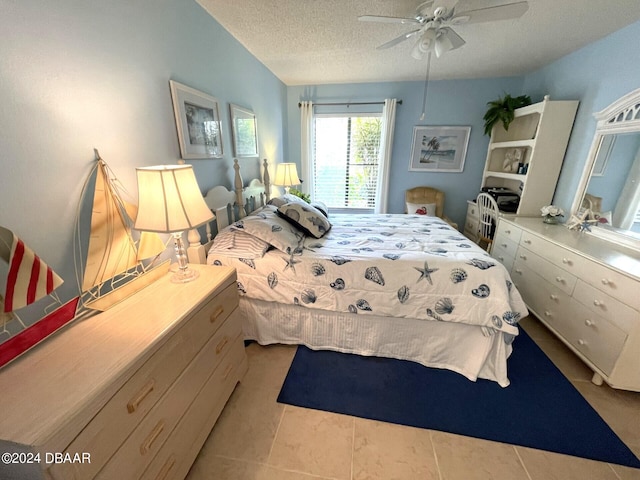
left=288, top=188, right=310, bottom=203
left=483, top=93, right=532, bottom=136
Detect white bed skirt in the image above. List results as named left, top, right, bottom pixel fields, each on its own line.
left=239, top=298, right=514, bottom=387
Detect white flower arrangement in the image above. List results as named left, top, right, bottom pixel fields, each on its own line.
left=540, top=205, right=564, bottom=218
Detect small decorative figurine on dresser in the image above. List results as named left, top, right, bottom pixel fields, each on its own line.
left=540, top=205, right=564, bottom=224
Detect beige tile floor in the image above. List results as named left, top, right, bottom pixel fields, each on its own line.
left=187, top=316, right=640, bottom=480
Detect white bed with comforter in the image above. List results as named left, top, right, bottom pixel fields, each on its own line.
left=203, top=195, right=528, bottom=387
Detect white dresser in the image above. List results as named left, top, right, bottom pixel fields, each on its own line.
left=492, top=217, right=640, bottom=391
left=0, top=264, right=247, bottom=479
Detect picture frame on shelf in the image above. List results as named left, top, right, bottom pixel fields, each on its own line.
left=229, top=104, right=258, bottom=157
left=169, top=80, right=223, bottom=159
left=409, top=126, right=470, bottom=172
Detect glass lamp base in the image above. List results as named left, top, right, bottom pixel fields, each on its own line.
left=170, top=267, right=200, bottom=283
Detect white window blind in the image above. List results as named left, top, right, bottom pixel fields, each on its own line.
left=313, top=114, right=382, bottom=211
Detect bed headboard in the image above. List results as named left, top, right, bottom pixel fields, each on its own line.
left=186, top=158, right=282, bottom=263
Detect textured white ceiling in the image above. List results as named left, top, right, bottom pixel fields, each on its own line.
left=197, top=0, right=640, bottom=86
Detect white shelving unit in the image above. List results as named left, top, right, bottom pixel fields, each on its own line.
left=480, top=95, right=579, bottom=216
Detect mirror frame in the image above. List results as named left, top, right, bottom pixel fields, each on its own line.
left=571, top=87, right=640, bottom=250
left=229, top=103, right=259, bottom=158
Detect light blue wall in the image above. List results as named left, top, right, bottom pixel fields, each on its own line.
left=287, top=77, right=525, bottom=227
left=523, top=20, right=640, bottom=213
left=0, top=0, right=287, bottom=305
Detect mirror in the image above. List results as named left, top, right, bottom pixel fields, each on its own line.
left=229, top=104, right=258, bottom=158
left=571, top=88, right=640, bottom=249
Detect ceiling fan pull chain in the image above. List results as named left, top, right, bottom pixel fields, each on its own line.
left=419, top=51, right=432, bottom=121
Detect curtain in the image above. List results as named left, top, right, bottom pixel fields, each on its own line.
left=375, top=98, right=397, bottom=214
left=299, top=101, right=314, bottom=199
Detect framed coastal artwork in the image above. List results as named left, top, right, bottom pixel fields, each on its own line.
left=409, top=126, right=471, bottom=172
left=229, top=104, right=258, bottom=157
left=169, top=80, right=223, bottom=159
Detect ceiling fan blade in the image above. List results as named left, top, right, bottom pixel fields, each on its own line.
left=377, top=29, right=422, bottom=50
left=451, top=1, right=528, bottom=25
left=358, top=15, right=421, bottom=25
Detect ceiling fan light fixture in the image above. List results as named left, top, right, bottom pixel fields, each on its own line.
left=434, top=30, right=454, bottom=58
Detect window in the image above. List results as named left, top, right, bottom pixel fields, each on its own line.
left=313, top=114, right=382, bottom=211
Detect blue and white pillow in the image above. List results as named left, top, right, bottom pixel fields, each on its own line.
left=276, top=202, right=332, bottom=239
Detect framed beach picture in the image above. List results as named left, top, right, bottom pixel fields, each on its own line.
left=229, top=103, right=258, bottom=157
left=409, top=126, right=471, bottom=172
left=169, top=80, right=223, bottom=159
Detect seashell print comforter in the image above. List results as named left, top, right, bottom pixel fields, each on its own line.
left=208, top=213, right=528, bottom=339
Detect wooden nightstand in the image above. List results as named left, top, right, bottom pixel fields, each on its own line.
left=0, top=264, right=247, bottom=480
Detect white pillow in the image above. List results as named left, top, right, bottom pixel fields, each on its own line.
left=230, top=205, right=305, bottom=255
left=406, top=202, right=437, bottom=216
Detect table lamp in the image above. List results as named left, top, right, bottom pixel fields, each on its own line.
left=273, top=162, right=301, bottom=193
left=134, top=165, right=213, bottom=283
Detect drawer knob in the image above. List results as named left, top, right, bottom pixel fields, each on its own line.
left=549, top=294, right=558, bottom=301
left=519, top=254, right=527, bottom=260
left=585, top=319, right=594, bottom=327
left=210, top=305, right=225, bottom=323
left=140, top=420, right=165, bottom=455
left=544, top=310, right=552, bottom=317
left=593, top=299, right=603, bottom=307
left=156, top=455, right=176, bottom=480
left=216, top=336, right=229, bottom=354
left=514, top=269, right=523, bottom=275
left=524, top=239, right=532, bottom=244
left=578, top=339, right=586, bottom=346
left=561, top=258, right=571, bottom=265
left=601, top=278, right=612, bottom=286
left=127, top=379, right=156, bottom=414
left=555, top=276, right=565, bottom=284
left=498, top=256, right=504, bottom=261
left=501, top=243, right=508, bottom=248
left=505, top=229, right=511, bottom=234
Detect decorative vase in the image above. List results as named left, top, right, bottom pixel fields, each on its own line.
left=543, top=215, right=558, bottom=224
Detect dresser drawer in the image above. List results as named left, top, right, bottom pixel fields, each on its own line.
left=512, top=260, right=571, bottom=329
left=467, top=202, right=479, bottom=220
left=562, top=254, right=640, bottom=312
left=560, top=299, right=627, bottom=375
left=49, top=284, right=238, bottom=480
left=492, top=234, right=518, bottom=263
left=514, top=246, right=577, bottom=295
left=572, top=279, right=638, bottom=334
left=96, top=308, right=242, bottom=479
left=140, top=335, right=247, bottom=480
left=495, top=221, right=522, bottom=244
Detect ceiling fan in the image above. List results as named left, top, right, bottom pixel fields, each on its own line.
left=359, top=0, right=529, bottom=60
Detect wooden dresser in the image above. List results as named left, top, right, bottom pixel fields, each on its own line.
left=492, top=217, right=640, bottom=391
left=0, top=264, right=247, bottom=480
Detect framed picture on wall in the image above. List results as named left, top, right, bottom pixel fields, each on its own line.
left=408, top=126, right=470, bottom=172
left=169, top=80, right=223, bottom=159
left=229, top=103, right=258, bottom=157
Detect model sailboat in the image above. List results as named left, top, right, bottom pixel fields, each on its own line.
left=0, top=225, right=77, bottom=368
left=76, top=150, right=169, bottom=312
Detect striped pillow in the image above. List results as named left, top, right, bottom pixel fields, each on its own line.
left=208, top=229, right=270, bottom=259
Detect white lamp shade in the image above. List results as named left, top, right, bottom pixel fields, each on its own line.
left=273, top=163, right=301, bottom=187
left=134, top=165, right=213, bottom=233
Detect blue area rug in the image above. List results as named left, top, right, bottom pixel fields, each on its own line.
left=277, top=329, right=640, bottom=468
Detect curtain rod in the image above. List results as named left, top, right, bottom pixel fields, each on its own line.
left=298, top=100, right=402, bottom=108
